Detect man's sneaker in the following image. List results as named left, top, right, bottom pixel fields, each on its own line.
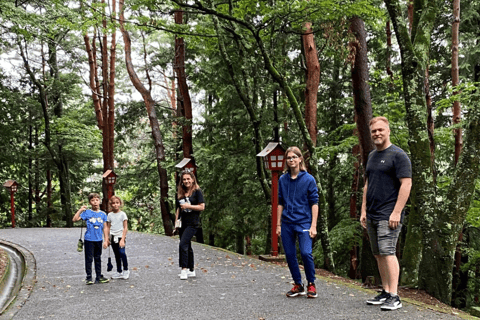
left=286, top=283, right=306, bottom=297
left=85, top=278, right=94, bottom=285
left=178, top=270, right=196, bottom=278
left=307, top=282, right=318, bottom=298
left=111, top=272, right=123, bottom=279
left=366, top=290, right=390, bottom=305
left=180, top=269, right=188, bottom=280
left=122, top=270, right=130, bottom=279
left=381, top=294, right=402, bottom=310
left=96, top=277, right=110, bottom=284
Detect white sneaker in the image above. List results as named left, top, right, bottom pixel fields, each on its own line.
left=111, top=272, right=123, bottom=279
left=178, top=270, right=196, bottom=278
left=180, top=269, right=188, bottom=280
left=122, top=270, right=130, bottom=279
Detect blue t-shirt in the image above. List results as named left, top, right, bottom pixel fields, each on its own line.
left=278, top=171, right=319, bottom=225
left=365, top=144, right=412, bottom=221
left=81, top=209, right=108, bottom=242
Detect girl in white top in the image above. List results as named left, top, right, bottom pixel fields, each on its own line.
left=105, top=196, right=129, bottom=279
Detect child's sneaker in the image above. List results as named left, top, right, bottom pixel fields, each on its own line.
left=111, top=272, right=123, bottom=279
left=122, top=270, right=130, bottom=279
left=286, top=283, right=306, bottom=297
left=180, top=269, right=188, bottom=280
left=96, top=277, right=110, bottom=284
left=307, top=282, right=318, bottom=298
left=85, top=278, right=94, bottom=285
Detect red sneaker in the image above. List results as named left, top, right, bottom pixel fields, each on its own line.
left=307, top=282, right=318, bottom=298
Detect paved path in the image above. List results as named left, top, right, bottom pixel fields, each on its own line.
left=0, top=228, right=463, bottom=320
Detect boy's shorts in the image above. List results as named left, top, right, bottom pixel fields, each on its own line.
left=366, top=219, right=402, bottom=256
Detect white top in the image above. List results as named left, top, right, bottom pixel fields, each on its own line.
left=107, top=211, right=128, bottom=237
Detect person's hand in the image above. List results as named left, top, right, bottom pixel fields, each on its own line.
left=80, top=205, right=87, bottom=211
left=120, top=239, right=125, bottom=248
left=180, top=203, right=190, bottom=210
left=103, top=241, right=108, bottom=249
left=360, top=213, right=367, bottom=229
left=309, top=226, right=317, bottom=239
left=389, top=212, right=401, bottom=229
left=276, top=225, right=281, bottom=236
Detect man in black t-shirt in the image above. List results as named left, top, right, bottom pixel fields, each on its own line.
left=360, top=116, right=412, bottom=311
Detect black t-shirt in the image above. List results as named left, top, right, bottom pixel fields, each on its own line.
left=176, top=189, right=205, bottom=226
left=365, top=144, right=412, bottom=221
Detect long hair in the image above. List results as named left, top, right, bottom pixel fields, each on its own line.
left=284, top=146, right=307, bottom=173
left=177, top=171, right=201, bottom=198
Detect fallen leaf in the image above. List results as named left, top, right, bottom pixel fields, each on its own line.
left=145, top=265, right=149, bottom=268
left=132, top=267, right=138, bottom=271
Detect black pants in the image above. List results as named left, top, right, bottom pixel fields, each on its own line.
left=179, top=225, right=197, bottom=270
left=110, top=235, right=128, bottom=273
left=84, top=240, right=103, bottom=280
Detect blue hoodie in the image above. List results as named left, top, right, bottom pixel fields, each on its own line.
left=278, top=171, right=319, bottom=225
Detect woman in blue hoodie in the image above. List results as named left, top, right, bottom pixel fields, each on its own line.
left=276, top=146, right=319, bottom=298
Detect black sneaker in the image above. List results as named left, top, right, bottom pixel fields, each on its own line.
left=85, top=278, right=94, bottom=285
left=96, top=277, right=110, bottom=284
left=381, top=294, right=402, bottom=310
left=286, top=283, right=306, bottom=297
left=366, top=290, right=390, bottom=305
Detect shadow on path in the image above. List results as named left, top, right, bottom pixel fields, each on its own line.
left=0, top=228, right=462, bottom=320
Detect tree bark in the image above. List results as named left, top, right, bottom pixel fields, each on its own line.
left=302, top=19, right=320, bottom=147
left=119, top=0, right=173, bottom=236
left=174, top=7, right=194, bottom=159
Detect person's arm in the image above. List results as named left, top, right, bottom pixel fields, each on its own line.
left=181, top=203, right=205, bottom=211
left=120, top=218, right=128, bottom=248
left=389, top=177, right=412, bottom=229
left=103, top=220, right=110, bottom=249
left=276, top=205, right=283, bottom=236
left=72, top=205, right=87, bottom=222
left=309, top=204, right=318, bottom=238
left=360, top=180, right=368, bottom=229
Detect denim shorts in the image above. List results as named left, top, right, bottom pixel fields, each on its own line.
left=366, top=219, right=402, bottom=256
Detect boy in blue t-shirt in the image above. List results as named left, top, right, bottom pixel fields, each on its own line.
left=73, top=193, right=110, bottom=285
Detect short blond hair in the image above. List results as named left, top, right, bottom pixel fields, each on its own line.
left=369, top=116, right=390, bottom=127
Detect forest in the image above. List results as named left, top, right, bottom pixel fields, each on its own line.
left=1, top=0, right=479, bottom=312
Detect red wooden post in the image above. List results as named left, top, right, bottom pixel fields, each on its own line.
left=3, top=180, right=17, bottom=228
left=271, top=170, right=279, bottom=256
left=10, top=190, right=15, bottom=228
left=257, top=142, right=285, bottom=258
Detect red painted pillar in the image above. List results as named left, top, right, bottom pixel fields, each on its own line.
left=10, top=191, right=15, bottom=228
left=271, top=170, right=279, bottom=256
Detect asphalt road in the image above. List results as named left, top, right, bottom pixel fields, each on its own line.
left=0, top=228, right=464, bottom=320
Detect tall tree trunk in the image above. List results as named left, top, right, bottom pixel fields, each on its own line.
left=349, top=16, right=377, bottom=283
left=119, top=0, right=173, bottom=236
left=452, top=0, right=462, bottom=164
left=174, top=7, right=194, bottom=159
left=302, top=18, right=320, bottom=147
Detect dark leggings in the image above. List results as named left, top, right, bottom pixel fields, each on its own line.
left=110, top=235, right=128, bottom=273
left=179, top=225, right=197, bottom=270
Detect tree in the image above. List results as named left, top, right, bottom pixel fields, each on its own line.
left=385, top=0, right=480, bottom=304
left=119, top=0, right=174, bottom=236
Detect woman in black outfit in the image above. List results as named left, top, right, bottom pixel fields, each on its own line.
left=175, top=171, right=205, bottom=280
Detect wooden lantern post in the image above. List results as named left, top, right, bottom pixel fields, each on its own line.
left=3, top=180, right=18, bottom=228
left=175, top=158, right=197, bottom=175
left=257, top=142, right=285, bottom=256
left=102, top=170, right=117, bottom=203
